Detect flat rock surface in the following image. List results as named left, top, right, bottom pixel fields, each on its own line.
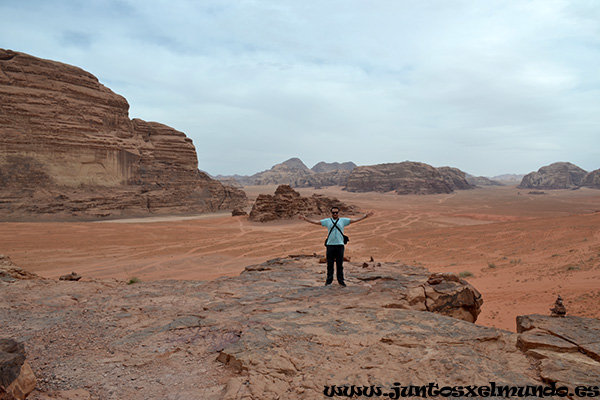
left=3, top=256, right=598, bottom=399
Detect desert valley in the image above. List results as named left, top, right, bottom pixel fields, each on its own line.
left=2, top=49, right=600, bottom=399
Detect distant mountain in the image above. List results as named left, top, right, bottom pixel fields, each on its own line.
left=344, top=161, right=475, bottom=195
left=518, top=162, right=588, bottom=190
left=491, top=174, right=525, bottom=185
left=465, top=174, right=504, bottom=187
left=215, top=158, right=355, bottom=188
left=582, top=169, right=600, bottom=189
left=311, top=161, right=357, bottom=173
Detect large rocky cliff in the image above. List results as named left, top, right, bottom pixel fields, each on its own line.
left=0, top=49, right=246, bottom=220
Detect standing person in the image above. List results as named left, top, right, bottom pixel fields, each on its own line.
left=300, top=207, right=373, bottom=286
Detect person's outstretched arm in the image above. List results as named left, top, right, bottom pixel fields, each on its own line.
left=299, top=215, right=322, bottom=225
left=349, top=211, right=374, bottom=224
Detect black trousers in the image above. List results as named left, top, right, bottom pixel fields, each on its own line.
left=326, top=245, right=345, bottom=284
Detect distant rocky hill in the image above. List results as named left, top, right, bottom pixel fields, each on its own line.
left=582, top=169, right=600, bottom=189
left=311, top=161, right=357, bottom=173
left=0, top=49, right=247, bottom=220
left=518, top=162, right=599, bottom=190
left=222, top=158, right=355, bottom=188
left=344, top=161, right=475, bottom=194
left=465, top=174, right=504, bottom=187
left=492, top=174, right=525, bottom=185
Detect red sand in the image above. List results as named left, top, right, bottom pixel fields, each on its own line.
left=1, top=185, right=599, bottom=332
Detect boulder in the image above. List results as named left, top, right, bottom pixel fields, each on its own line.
left=248, top=185, right=357, bottom=222
left=424, top=272, right=483, bottom=323
left=0, top=339, right=36, bottom=400
left=0, top=49, right=247, bottom=221
left=59, top=272, right=82, bottom=281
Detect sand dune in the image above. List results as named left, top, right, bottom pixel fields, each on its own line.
left=1, top=185, right=599, bottom=332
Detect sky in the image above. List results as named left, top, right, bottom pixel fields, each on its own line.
left=1, top=0, right=599, bottom=177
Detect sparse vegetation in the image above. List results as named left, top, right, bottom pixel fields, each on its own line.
left=127, top=277, right=141, bottom=285
left=459, top=271, right=474, bottom=278
left=510, top=259, right=521, bottom=264
left=566, top=266, right=580, bottom=271
left=488, top=262, right=497, bottom=269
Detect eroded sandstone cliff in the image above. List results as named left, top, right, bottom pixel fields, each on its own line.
left=0, top=49, right=246, bottom=220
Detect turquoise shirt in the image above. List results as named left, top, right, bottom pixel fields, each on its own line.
left=321, top=217, right=350, bottom=245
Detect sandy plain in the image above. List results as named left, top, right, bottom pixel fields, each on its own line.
left=1, top=185, right=599, bottom=332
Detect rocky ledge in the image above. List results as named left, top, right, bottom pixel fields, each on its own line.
left=1, top=256, right=599, bottom=399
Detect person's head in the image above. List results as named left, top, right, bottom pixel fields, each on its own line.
left=330, top=207, right=340, bottom=217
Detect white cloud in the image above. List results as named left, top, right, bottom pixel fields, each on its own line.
left=1, top=0, right=599, bottom=176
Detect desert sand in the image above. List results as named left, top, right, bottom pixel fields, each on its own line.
left=1, top=185, right=599, bottom=332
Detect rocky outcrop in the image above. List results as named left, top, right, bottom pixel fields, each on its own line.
left=345, top=161, right=474, bottom=194
left=0, top=255, right=40, bottom=282
left=0, top=339, right=36, bottom=400
left=517, top=315, right=600, bottom=387
left=0, top=49, right=247, bottom=220
left=438, top=166, right=477, bottom=191
left=518, top=162, right=588, bottom=190
left=3, top=255, right=598, bottom=399
left=227, top=158, right=353, bottom=188
left=248, top=185, right=356, bottom=222
left=582, top=169, right=600, bottom=189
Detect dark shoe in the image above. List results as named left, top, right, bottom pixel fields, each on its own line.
left=324, top=282, right=332, bottom=286
left=339, top=282, right=346, bottom=287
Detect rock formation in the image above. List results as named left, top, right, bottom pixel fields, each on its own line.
left=465, top=173, right=504, bottom=187
left=0, top=254, right=39, bottom=282
left=311, top=161, right=357, bottom=173
left=550, top=295, right=567, bottom=317
left=344, top=161, right=475, bottom=194
left=225, top=158, right=354, bottom=188
left=0, top=339, right=37, bottom=400
left=582, top=169, right=600, bottom=189
left=248, top=185, right=357, bottom=222
left=2, top=255, right=598, bottom=399
left=517, top=315, right=600, bottom=388
left=0, top=49, right=247, bottom=221
left=518, top=162, right=588, bottom=190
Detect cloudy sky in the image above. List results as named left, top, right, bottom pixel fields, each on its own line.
left=1, top=0, right=599, bottom=177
